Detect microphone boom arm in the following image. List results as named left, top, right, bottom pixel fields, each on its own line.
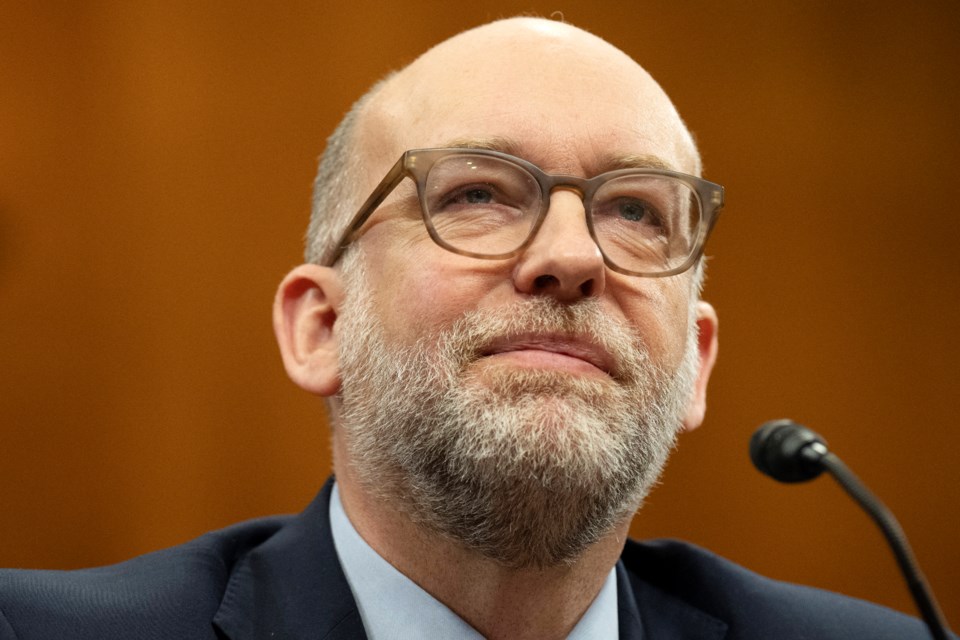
left=814, top=449, right=951, bottom=640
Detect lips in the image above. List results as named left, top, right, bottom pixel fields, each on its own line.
left=479, top=334, right=617, bottom=378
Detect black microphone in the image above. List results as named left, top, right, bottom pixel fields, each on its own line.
left=750, top=420, right=953, bottom=640
left=749, top=419, right=829, bottom=482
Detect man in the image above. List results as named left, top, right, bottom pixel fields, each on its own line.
left=0, top=17, right=943, bottom=640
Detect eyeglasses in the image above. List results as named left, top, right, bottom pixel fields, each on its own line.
left=323, top=148, right=724, bottom=277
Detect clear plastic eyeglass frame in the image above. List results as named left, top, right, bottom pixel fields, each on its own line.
left=322, top=148, right=725, bottom=277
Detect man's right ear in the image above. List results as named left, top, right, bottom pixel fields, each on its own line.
left=273, top=264, right=345, bottom=397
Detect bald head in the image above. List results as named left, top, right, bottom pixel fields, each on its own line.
left=364, top=19, right=700, bottom=177
left=306, top=17, right=701, bottom=265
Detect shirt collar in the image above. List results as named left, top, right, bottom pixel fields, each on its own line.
left=329, top=482, right=619, bottom=639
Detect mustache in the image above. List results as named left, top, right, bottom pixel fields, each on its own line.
left=419, top=296, right=656, bottom=385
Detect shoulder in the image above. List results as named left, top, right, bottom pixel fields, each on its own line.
left=621, top=538, right=935, bottom=640
left=0, top=515, right=290, bottom=640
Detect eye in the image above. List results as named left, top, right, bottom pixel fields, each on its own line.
left=617, top=199, right=654, bottom=222
left=424, top=155, right=541, bottom=219
left=609, top=197, right=662, bottom=228
left=461, top=187, right=494, bottom=205
left=435, top=183, right=503, bottom=210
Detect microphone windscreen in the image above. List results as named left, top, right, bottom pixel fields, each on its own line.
left=750, top=419, right=827, bottom=483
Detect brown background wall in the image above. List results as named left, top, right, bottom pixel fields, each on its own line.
left=2, top=0, right=958, bottom=625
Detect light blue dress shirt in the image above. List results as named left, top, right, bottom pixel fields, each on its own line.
left=330, top=483, right=619, bottom=639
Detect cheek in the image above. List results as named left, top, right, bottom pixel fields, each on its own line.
left=616, top=277, right=694, bottom=369
left=363, top=239, right=499, bottom=344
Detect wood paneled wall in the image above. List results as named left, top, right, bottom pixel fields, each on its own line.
left=2, top=0, right=957, bottom=624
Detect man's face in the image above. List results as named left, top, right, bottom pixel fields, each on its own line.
left=323, top=20, right=716, bottom=567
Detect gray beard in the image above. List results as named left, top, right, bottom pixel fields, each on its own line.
left=335, top=264, right=699, bottom=569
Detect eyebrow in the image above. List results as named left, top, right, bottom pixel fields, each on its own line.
left=443, top=136, right=524, bottom=156
left=439, top=137, right=679, bottom=173
left=598, top=153, right=677, bottom=172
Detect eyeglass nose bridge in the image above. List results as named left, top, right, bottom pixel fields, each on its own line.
left=546, top=182, right=587, bottom=198
left=534, top=169, right=612, bottom=215
left=531, top=179, right=595, bottom=232
left=525, top=176, right=602, bottom=249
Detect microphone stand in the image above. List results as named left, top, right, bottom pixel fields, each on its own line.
left=805, top=444, right=952, bottom=640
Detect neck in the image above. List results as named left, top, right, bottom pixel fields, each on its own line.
left=333, top=438, right=630, bottom=640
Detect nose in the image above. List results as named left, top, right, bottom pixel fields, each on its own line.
left=512, top=190, right=606, bottom=302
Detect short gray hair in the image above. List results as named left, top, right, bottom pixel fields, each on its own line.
left=305, top=77, right=392, bottom=265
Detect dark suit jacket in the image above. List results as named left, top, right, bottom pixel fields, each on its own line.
left=0, top=479, right=941, bottom=639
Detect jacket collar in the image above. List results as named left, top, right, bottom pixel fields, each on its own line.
left=619, top=546, right=729, bottom=640
left=213, top=478, right=367, bottom=640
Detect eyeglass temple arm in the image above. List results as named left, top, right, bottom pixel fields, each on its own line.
left=322, top=159, right=409, bottom=267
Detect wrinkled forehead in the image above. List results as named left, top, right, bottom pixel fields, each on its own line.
left=355, top=19, right=700, bottom=184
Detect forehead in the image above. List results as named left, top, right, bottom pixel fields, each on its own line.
left=359, top=22, right=698, bottom=181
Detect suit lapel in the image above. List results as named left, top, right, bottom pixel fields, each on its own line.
left=212, top=479, right=367, bottom=640
left=618, top=560, right=728, bottom=640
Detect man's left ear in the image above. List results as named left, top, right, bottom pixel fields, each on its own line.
left=681, top=300, right=719, bottom=432
left=272, top=264, right=345, bottom=397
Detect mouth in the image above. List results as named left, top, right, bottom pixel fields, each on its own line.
left=478, top=334, right=617, bottom=378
